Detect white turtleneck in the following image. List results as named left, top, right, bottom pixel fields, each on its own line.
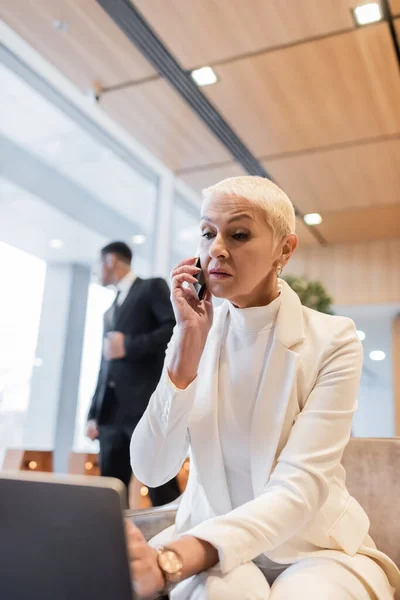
left=218, top=293, right=282, bottom=510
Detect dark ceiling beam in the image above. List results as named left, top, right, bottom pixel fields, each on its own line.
left=97, top=0, right=270, bottom=179
left=381, top=0, right=400, bottom=71
left=97, top=0, right=327, bottom=246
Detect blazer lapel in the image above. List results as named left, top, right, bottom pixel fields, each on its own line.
left=189, top=303, right=233, bottom=516
left=250, top=281, right=305, bottom=497
left=114, top=277, right=142, bottom=327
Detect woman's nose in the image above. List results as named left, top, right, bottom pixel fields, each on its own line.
left=209, top=235, right=229, bottom=259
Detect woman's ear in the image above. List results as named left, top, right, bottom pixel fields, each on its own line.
left=281, top=234, right=298, bottom=266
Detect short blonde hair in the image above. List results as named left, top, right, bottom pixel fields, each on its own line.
left=202, top=175, right=296, bottom=245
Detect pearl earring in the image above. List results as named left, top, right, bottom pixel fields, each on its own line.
left=276, top=264, right=283, bottom=277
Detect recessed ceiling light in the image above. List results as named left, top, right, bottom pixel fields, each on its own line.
left=191, top=66, right=218, bottom=87
left=49, top=239, right=64, bottom=249
left=33, top=358, right=43, bottom=367
left=353, top=3, right=382, bottom=26
left=369, top=350, right=386, bottom=361
left=304, top=213, right=323, bottom=226
left=356, top=330, right=366, bottom=341
left=131, top=235, right=146, bottom=245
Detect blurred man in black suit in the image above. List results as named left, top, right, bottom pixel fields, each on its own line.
left=86, top=241, right=179, bottom=506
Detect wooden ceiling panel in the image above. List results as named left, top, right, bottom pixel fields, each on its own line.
left=1, top=0, right=155, bottom=90
left=133, top=0, right=359, bottom=69
left=203, top=25, right=400, bottom=157
left=318, top=205, right=400, bottom=244
left=390, top=0, right=400, bottom=16
left=295, top=218, right=321, bottom=249
left=101, top=80, right=232, bottom=171
left=180, top=162, right=246, bottom=194
left=262, top=137, right=400, bottom=214
left=287, top=239, right=400, bottom=306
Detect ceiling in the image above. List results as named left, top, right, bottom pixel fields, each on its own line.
left=1, top=0, right=400, bottom=248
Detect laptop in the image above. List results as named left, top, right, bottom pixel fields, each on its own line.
left=0, top=472, right=137, bottom=600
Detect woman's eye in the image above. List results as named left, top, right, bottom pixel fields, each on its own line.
left=232, top=233, right=249, bottom=241
left=202, top=231, right=215, bottom=240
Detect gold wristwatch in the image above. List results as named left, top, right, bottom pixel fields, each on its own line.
left=156, top=545, right=184, bottom=590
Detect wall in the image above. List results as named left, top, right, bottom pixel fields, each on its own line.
left=333, top=304, right=399, bottom=438
left=289, top=240, right=400, bottom=437
left=288, top=238, right=400, bottom=306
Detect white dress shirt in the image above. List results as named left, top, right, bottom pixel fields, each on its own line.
left=115, top=270, right=137, bottom=306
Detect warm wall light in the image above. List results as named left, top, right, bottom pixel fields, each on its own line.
left=49, top=239, right=64, bottom=249
left=131, top=235, right=146, bottom=245
left=353, top=3, right=382, bottom=26
left=191, top=66, right=218, bottom=87
left=369, top=350, right=386, bottom=361
left=28, top=461, right=38, bottom=470
left=183, top=461, right=190, bottom=471
left=356, top=330, right=366, bottom=341
left=303, top=213, right=322, bottom=226
left=85, top=462, right=93, bottom=471
left=140, top=486, right=149, bottom=497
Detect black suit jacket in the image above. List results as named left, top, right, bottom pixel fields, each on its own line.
left=88, top=277, right=175, bottom=425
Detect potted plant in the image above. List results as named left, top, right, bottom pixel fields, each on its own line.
left=283, top=275, right=333, bottom=314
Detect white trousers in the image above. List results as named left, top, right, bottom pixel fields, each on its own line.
left=170, top=556, right=394, bottom=600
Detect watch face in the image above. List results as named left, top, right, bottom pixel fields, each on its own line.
left=159, top=549, right=183, bottom=575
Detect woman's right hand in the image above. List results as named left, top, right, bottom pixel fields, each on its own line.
left=171, top=257, right=213, bottom=338
left=168, top=258, right=213, bottom=389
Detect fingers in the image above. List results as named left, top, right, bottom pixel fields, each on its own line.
left=125, top=522, right=150, bottom=561
left=174, top=257, right=198, bottom=269
left=203, top=287, right=213, bottom=303
left=172, top=273, right=198, bottom=286
left=171, top=264, right=201, bottom=279
left=125, top=520, right=146, bottom=543
left=171, top=261, right=202, bottom=293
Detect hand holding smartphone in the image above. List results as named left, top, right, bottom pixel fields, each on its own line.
left=193, top=257, right=207, bottom=300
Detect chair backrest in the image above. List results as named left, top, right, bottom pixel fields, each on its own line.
left=342, top=437, right=400, bottom=568
left=126, top=506, right=178, bottom=541
left=129, top=439, right=400, bottom=565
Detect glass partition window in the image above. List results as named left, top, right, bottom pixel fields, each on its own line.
left=74, top=283, right=115, bottom=453
left=0, top=63, right=158, bottom=261
left=0, top=242, right=46, bottom=467
left=170, top=194, right=200, bottom=271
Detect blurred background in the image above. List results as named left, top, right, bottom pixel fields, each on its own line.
left=0, top=1, right=399, bottom=504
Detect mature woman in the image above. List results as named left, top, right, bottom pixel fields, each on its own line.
left=127, top=176, right=399, bottom=600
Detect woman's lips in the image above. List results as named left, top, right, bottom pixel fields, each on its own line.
left=209, top=271, right=232, bottom=280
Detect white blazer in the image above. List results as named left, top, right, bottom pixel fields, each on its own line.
left=130, top=280, right=399, bottom=597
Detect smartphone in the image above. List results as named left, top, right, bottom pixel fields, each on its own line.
left=193, top=257, right=207, bottom=300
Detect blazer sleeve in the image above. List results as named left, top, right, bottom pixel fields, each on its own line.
left=123, top=278, right=176, bottom=360
left=130, top=330, right=197, bottom=486
left=187, top=319, right=363, bottom=574
left=87, top=316, right=107, bottom=421
left=87, top=380, right=99, bottom=421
